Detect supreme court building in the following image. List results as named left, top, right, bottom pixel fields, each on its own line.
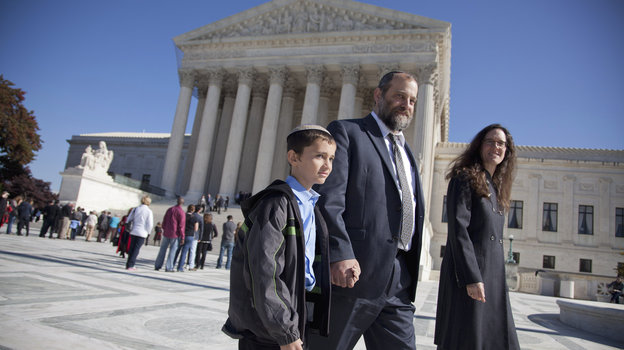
left=65, top=0, right=624, bottom=287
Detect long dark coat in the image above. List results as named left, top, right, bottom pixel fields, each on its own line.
left=434, top=172, right=519, bottom=350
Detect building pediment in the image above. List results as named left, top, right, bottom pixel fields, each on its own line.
left=174, top=0, right=450, bottom=45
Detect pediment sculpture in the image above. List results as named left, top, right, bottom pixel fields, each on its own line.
left=189, top=0, right=426, bottom=41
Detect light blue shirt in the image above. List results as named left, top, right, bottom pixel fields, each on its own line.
left=286, top=176, right=319, bottom=291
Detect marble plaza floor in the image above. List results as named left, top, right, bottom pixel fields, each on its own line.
left=0, top=224, right=622, bottom=349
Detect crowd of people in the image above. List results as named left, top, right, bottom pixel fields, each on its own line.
left=0, top=191, right=238, bottom=273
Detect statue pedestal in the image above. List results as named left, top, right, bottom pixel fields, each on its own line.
left=59, top=167, right=148, bottom=212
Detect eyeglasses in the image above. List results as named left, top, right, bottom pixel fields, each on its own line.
left=483, top=139, right=507, bottom=148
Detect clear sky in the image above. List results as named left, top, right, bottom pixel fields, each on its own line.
left=1, top=0, right=623, bottom=192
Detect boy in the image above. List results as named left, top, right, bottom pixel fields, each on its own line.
left=223, top=125, right=347, bottom=350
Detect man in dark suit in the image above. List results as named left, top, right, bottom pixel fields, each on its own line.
left=309, top=71, right=425, bottom=350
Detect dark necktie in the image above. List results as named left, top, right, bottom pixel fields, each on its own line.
left=389, top=134, right=414, bottom=249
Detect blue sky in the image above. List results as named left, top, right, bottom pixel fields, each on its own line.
left=1, top=0, right=623, bottom=192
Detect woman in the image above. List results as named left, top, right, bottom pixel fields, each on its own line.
left=434, top=124, right=520, bottom=350
left=125, top=196, right=154, bottom=270
left=195, top=213, right=217, bottom=270
left=153, top=222, right=162, bottom=246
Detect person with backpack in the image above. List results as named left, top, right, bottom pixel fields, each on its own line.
left=222, top=125, right=341, bottom=350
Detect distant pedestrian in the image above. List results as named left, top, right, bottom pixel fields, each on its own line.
left=153, top=222, right=162, bottom=246
left=17, top=197, right=33, bottom=236
left=216, top=215, right=235, bottom=270
left=154, top=197, right=186, bottom=272
left=39, top=200, right=58, bottom=238
left=197, top=213, right=217, bottom=270
left=126, top=196, right=154, bottom=271
left=85, top=211, right=98, bottom=241
left=176, top=204, right=199, bottom=272
left=0, top=191, right=8, bottom=230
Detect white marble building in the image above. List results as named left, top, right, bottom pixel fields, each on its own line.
left=63, top=0, right=624, bottom=283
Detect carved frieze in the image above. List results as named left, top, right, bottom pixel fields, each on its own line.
left=190, top=0, right=427, bottom=42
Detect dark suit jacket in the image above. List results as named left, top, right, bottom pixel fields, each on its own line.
left=317, top=114, right=425, bottom=301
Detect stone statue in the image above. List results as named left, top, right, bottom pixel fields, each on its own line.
left=77, top=141, right=113, bottom=172
left=78, top=145, right=95, bottom=170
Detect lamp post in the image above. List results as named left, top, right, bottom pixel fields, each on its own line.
left=506, top=234, right=516, bottom=264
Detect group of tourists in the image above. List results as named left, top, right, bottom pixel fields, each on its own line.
left=198, top=193, right=229, bottom=214
left=153, top=196, right=239, bottom=272
left=0, top=191, right=36, bottom=236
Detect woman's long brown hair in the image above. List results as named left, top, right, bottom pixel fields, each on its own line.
left=446, top=124, right=517, bottom=211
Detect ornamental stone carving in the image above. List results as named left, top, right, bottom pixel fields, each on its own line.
left=305, top=65, right=325, bottom=85
left=341, top=64, right=360, bottom=85
left=416, top=64, right=438, bottom=85
left=78, top=141, right=114, bottom=173
left=237, top=67, right=255, bottom=85
left=268, top=66, right=288, bottom=85
left=179, top=70, right=195, bottom=87
left=207, top=68, right=225, bottom=86
left=190, top=0, right=426, bottom=41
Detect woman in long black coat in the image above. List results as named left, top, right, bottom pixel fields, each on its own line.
left=435, top=124, right=520, bottom=350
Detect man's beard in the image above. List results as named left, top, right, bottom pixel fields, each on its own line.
left=377, top=97, right=413, bottom=132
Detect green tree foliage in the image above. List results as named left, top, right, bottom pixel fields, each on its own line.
left=0, top=75, right=56, bottom=206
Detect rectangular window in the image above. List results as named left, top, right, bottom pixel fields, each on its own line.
left=512, top=252, right=520, bottom=264
left=579, top=259, right=592, bottom=273
left=440, top=245, right=446, bottom=258
left=617, top=208, right=624, bottom=237
left=141, top=174, right=151, bottom=184
left=543, top=203, right=558, bottom=232
left=441, top=196, right=448, bottom=223
left=578, top=205, right=594, bottom=235
left=508, top=200, right=523, bottom=229
left=543, top=255, right=555, bottom=269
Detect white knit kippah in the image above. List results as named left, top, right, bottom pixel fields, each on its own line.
left=287, top=124, right=331, bottom=137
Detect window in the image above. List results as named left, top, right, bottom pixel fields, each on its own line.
left=440, top=245, right=446, bottom=258
left=542, top=203, right=558, bottom=232
left=441, top=196, right=448, bottom=223
left=578, top=205, right=594, bottom=235
left=512, top=252, right=520, bottom=264
left=141, top=174, right=151, bottom=184
left=543, top=255, right=555, bottom=269
left=508, top=200, right=523, bottom=229
left=579, top=259, right=592, bottom=273
left=617, top=208, right=624, bottom=237
left=123, top=172, right=132, bottom=178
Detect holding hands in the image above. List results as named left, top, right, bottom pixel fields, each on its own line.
left=330, top=259, right=361, bottom=288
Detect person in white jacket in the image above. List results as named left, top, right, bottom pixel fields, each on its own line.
left=125, top=196, right=154, bottom=270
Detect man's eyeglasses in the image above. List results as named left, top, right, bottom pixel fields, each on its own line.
left=483, top=139, right=507, bottom=148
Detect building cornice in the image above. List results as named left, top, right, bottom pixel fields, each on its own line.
left=437, top=142, right=624, bottom=163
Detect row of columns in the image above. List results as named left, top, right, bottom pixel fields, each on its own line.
left=161, top=64, right=437, bottom=202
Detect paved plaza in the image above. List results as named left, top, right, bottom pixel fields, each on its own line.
left=0, top=218, right=622, bottom=350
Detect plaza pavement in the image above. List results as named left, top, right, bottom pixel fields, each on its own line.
left=0, top=213, right=622, bottom=350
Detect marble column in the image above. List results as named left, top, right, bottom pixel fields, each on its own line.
left=180, top=84, right=207, bottom=194
left=300, top=65, right=324, bottom=125
left=186, top=69, right=224, bottom=201
left=411, top=65, right=437, bottom=214
left=271, top=79, right=297, bottom=181
left=207, top=80, right=236, bottom=195
left=317, top=77, right=334, bottom=127
left=252, top=66, right=287, bottom=194
left=337, top=64, right=359, bottom=120
left=219, top=67, right=255, bottom=198
left=161, top=70, right=195, bottom=196
left=238, top=78, right=268, bottom=194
